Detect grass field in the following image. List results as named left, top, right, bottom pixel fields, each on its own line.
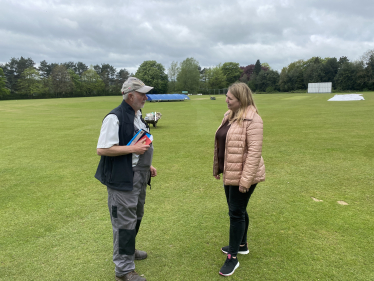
left=1, top=92, right=373, bottom=281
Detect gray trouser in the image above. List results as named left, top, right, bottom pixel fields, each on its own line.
left=107, top=169, right=150, bottom=276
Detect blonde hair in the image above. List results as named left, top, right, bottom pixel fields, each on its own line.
left=227, top=82, right=258, bottom=125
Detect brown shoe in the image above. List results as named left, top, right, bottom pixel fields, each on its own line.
left=135, top=249, right=147, bottom=260
left=115, top=271, right=146, bottom=281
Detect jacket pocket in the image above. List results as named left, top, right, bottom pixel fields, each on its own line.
left=102, top=157, right=114, bottom=182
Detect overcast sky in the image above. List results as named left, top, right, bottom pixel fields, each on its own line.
left=1, top=0, right=374, bottom=73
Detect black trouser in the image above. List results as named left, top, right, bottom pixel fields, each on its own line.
left=224, top=184, right=257, bottom=256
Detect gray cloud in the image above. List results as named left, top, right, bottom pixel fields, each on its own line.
left=1, top=0, right=373, bottom=73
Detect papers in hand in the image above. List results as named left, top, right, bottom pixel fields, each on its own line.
left=127, top=129, right=153, bottom=146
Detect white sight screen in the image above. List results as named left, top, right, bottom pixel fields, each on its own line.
left=308, top=82, right=332, bottom=93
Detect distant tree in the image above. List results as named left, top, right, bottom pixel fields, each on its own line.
left=116, top=68, right=130, bottom=92
left=302, top=56, right=327, bottom=87
left=289, top=67, right=305, bottom=90
left=240, top=63, right=268, bottom=82
left=75, top=62, right=88, bottom=77
left=310, top=56, right=322, bottom=65
left=135, top=60, right=168, bottom=94
left=206, top=65, right=226, bottom=90
left=63, top=61, right=76, bottom=71
left=366, top=54, right=374, bottom=91
left=39, top=60, right=53, bottom=79
left=221, top=62, right=242, bottom=86
left=93, top=63, right=117, bottom=92
left=93, top=64, right=101, bottom=75
left=353, top=61, right=366, bottom=91
left=199, top=68, right=209, bottom=92
left=0, top=68, right=10, bottom=98
left=360, top=49, right=374, bottom=64
left=68, top=69, right=83, bottom=95
left=167, top=61, right=180, bottom=93
left=17, top=67, right=42, bottom=97
left=100, top=63, right=117, bottom=92
left=51, top=65, right=74, bottom=97
left=366, top=54, right=374, bottom=90
left=279, top=60, right=305, bottom=91
left=254, top=59, right=262, bottom=75
left=240, top=65, right=254, bottom=82
left=338, top=56, right=349, bottom=68
left=3, top=57, right=35, bottom=93
left=335, top=62, right=357, bottom=90
left=266, top=70, right=280, bottom=92
left=14, top=57, right=35, bottom=79
left=354, top=60, right=367, bottom=91
left=239, top=73, right=249, bottom=83
left=176, top=57, right=200, bottom=93
left=81, top=66, right=105, bottom=95
left=247, top=74, right=257, bottom=92
left=255, top=69, right=280, bottom=92
left=51, top=63, right=59, bottom=70
left=323, top=57, right=339, bottom=88
left=278, top=67, right=290, bottom=92
left=2, top=59, right=16, bottom=93
left=288, top=59, right=305, bottom=72
left=303, top=63, right=325, bottom=85
left=261, top=62, right=271, bottom=70
left=198, top=65, right=202, bottom=74
left=38, top=61, right=58, bottom=96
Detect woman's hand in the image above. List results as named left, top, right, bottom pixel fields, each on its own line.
left=214, top=175, right=221, bottom=180
left=239, top=186, right=249, bottom=193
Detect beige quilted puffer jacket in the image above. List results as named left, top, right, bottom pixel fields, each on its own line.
left=213, top=106, right=265, bottom=188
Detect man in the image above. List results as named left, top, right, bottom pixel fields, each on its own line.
left=95, top=77, right=157, bottom=281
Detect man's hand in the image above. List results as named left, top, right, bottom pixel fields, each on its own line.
left=131, top=140, right=150, bottom=155
left=150, top=165, right=157, bottom=177
left=214, top=175, right=220, bottom=180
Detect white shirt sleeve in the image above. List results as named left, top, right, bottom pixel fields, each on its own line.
left=97, top=114, right=120, bottom=148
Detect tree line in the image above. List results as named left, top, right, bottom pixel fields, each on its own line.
left=278, top=51, right=374, bottom=92
left=0, top=58, right=130, bottom=99
left=1, top=49, right=373, bottom=100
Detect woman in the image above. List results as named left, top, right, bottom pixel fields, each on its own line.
left=213, top=82, right=265, bottom=276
